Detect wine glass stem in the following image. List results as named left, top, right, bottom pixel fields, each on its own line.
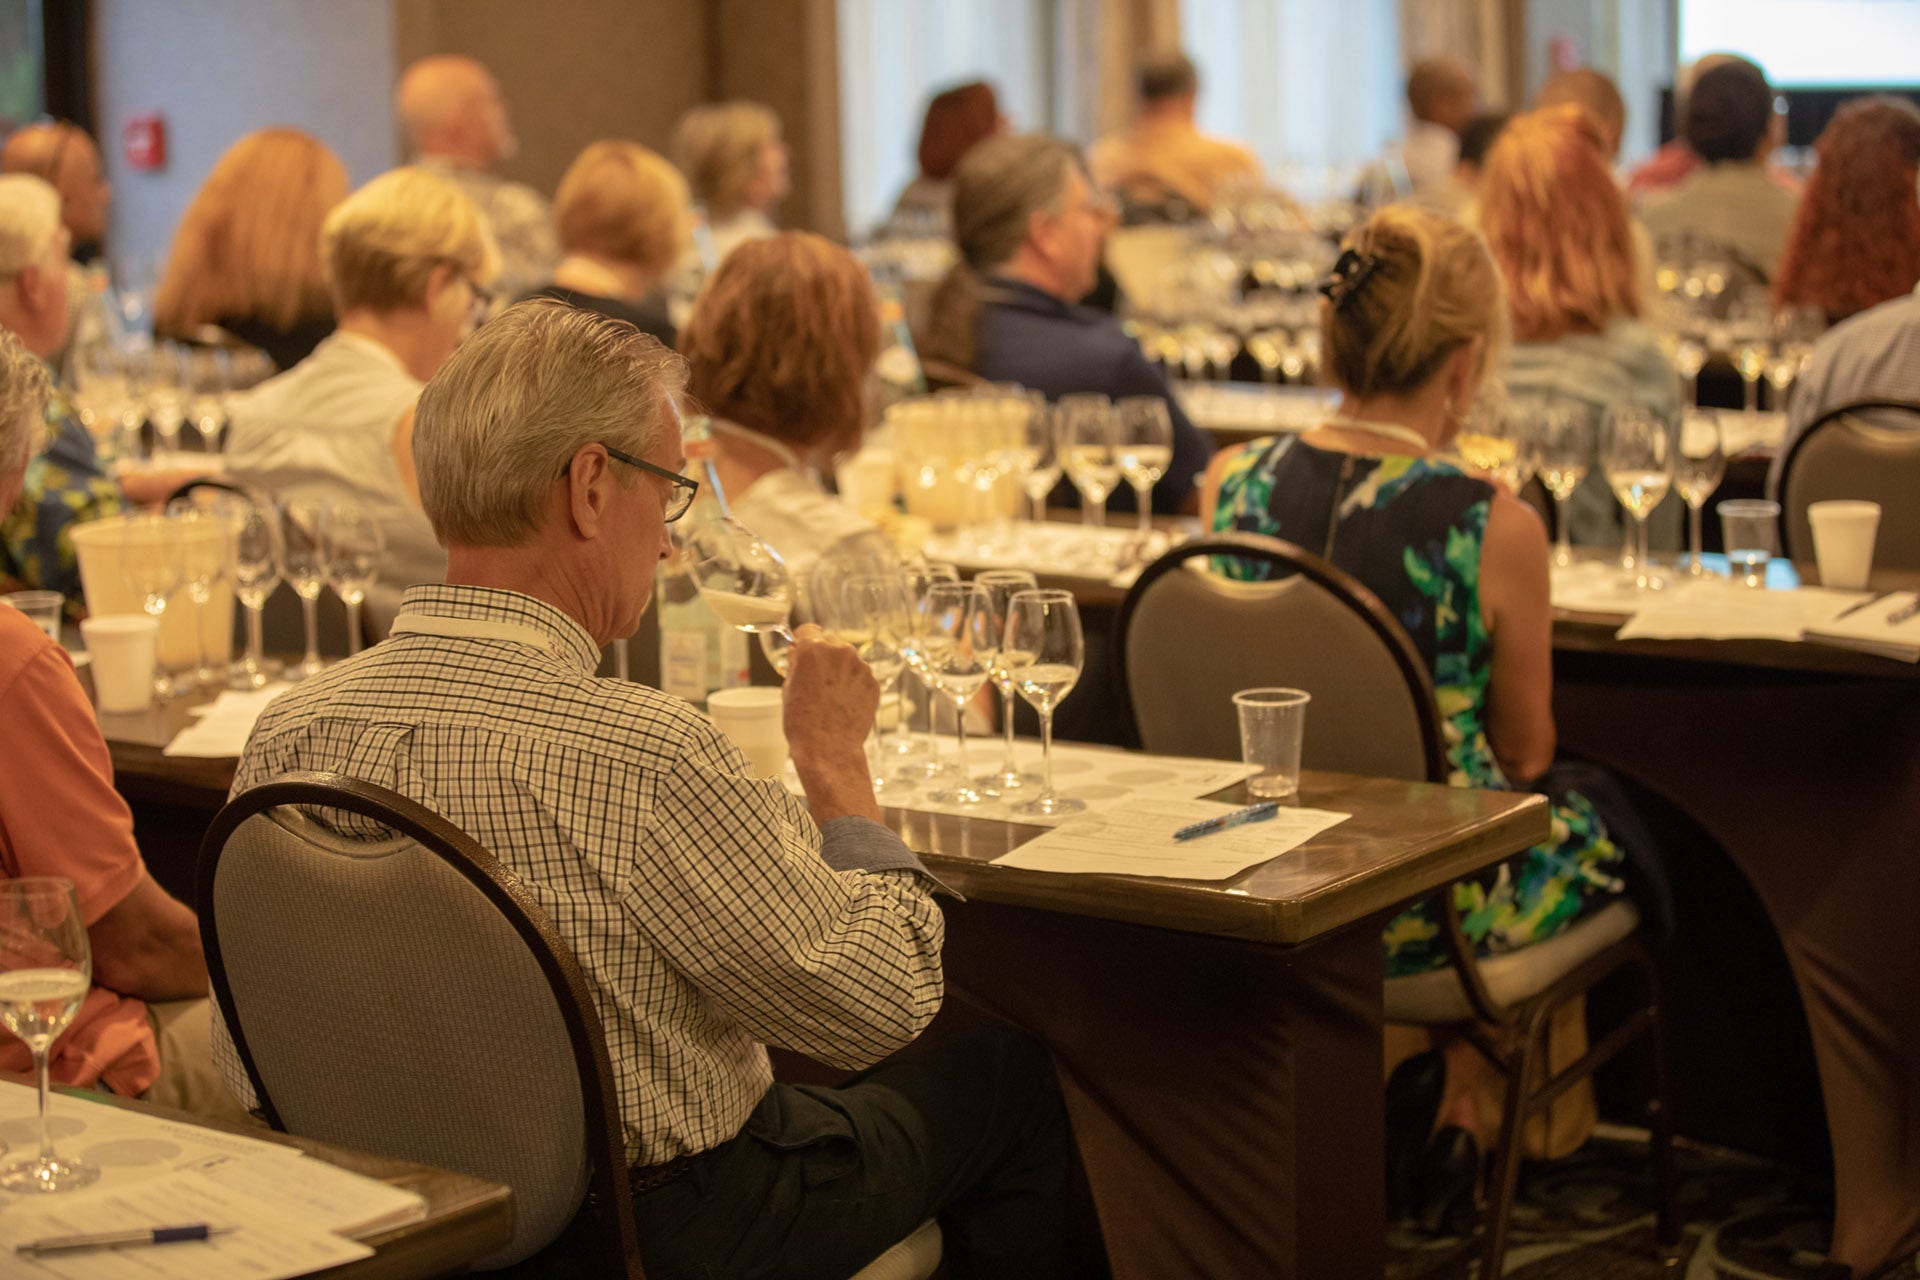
left=1554, top=494, right=1573, bottom=563
left=921, top=680, right=940, bottom=764
left=1090, top=496, right=1106, bottom=528
left=1637, top=513, right=1652, bottom=584
left=1000, top=686, right=1018, bottom=773
left=346, top=599, right=362, bottom=656
left=1134, top=484, right=1152, bottom=534
left=1081, top=498, right=1096, bottom=527
left=192, top=599, right=209, bottom=675
left=892, top=671, right=913, bottom=750
left=1038, top=709, right=1057, bottom=805
left=1689, top=504, right=1704, bottom=569
left=34, top=1042, right=53, bottom=1164
left=1743, top=376, right=1757, bottom=414
left=1684, top=373, right=1697, bottom=408
left=301, top=595, right=320, bottom=669
left=246, top=602, right=265, bottom=670
left=953, top=701, right=969, bottom=778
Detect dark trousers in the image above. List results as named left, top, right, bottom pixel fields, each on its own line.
left=631, top=1019, right=1082, bottom=1280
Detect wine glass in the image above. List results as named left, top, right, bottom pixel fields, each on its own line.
left=229, top=496, right=282, bottom=689
left=282, top=499, right=331, bottom=679
left=1673, top=334, right=1708, bottom=408
left=0, top=878, right=100, bottom=1192
left=679, top=517, right=795, bottom=643
left=119, top=511, right=182, bottom=698
left=163, top=500, right=230, bottom=688
left=1535, top=406, right=1592, bottom=568
left=1115, top=396, right=1174, bottom=536
left=1675, top=410, right=1727, bottom=578
left=922, top=581, right=995, bottom=805
left=1604, top=409, right=1675, bottom=592
left=896, top=561, right=960, bottom=779
left=322, top=502, right=385, bottom=657
left=974, top=569, right=1040, bottom=794
left=1004, top=589, right=1085, bottom=817
left=1058, top=393, right=1121, bottom=528
left=1015, top=399, right=1063, bottom=522
left=839, top=572, right=911, bottom=793
left=144, top=343, right=190, bottom=457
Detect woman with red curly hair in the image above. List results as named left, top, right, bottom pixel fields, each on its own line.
left=890, top=81, right=1005, bottom=233
left=1774, top=96, right=1920, bottom=325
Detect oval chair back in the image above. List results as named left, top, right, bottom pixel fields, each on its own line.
left=198, top=772, right=644, bottom=1275
left=1116, top=533, right=1447, bottom=784
left=1778, top=402, right=1920, bottom=571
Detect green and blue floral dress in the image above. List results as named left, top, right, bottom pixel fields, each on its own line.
left=1212, top=436, right=1626, bottom=977
left=0, top=385, right=124, bottom=612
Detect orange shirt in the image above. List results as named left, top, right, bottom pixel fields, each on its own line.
left=0, top=606, right=158, bottom=1094
left=1088, top=116, right=1263, bottom=213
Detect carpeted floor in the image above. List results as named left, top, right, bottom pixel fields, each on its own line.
left=1387, top=1125, right=1920, bottom=1279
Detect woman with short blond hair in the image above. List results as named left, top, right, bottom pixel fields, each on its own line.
left=154, top=129, right=348, bottom=370
left=525, top=141, right=691, bottom=345
left=671, top=100, right=787, bottom=266
left=1478, top=105, right=1679, bottom=549
left=224, top=166, right=500, bottom=637
left=679, top=231, right=885, bottom=569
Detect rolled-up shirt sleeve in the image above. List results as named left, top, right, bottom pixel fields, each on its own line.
left=634, top=745, right=945, bottom=1069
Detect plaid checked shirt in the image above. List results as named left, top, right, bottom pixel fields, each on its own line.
left=213, top=584, right=945, bottom=1164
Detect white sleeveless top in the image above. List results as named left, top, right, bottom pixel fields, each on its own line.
left=224, top=332, right=445, bottom=637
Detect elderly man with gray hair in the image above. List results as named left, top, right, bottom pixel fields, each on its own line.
left=219, top=299, right=1085, bottom=1279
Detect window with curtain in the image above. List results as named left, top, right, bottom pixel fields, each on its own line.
left=1, top=0, right=45, bottom=130
left=837, top=0, right=1055, bottom=237
left=1178, top=0, right=1403, bottom=202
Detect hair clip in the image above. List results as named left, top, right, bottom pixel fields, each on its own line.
left=1319, top=247, right=1383, bottom=311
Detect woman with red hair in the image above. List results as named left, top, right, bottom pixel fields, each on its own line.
left=1774, top=96, right=1920, bottom=325
left=890, top=80, right=1005, bottom=233
left=1479, top=104, right=1679, bottom=550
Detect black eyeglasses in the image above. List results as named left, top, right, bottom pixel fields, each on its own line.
left=561, top=445, right=699, bottom=522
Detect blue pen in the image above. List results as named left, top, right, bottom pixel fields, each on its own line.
left=1174, top=800, right=1281, bottom=842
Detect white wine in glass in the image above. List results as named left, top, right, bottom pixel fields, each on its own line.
left=923, top=581, right=995, bottom=805
left=229, top=497, right=283, bottom=689
left=163, top=502, right=231, bottom=689
left=1675, top=410, right=1726, bottom=577
left=1003, top=589, right=1085, bottom=817
left=282, top=500, right=331, bottom=679
left=974, top=569, right=1039, bottom=792
left=119, top=511, right=183, bottom=698
left=680, top=517, right=795, bottom=641
left=1115, top=396, right=1173, bottom=535
left=1059, top=394, right=1121, bottom=527
left=1534, top=406, right=1591, bottom=568
left=0, top=878, right=100, bottom=1192
left=1604, top=408, right=1675, bottom=592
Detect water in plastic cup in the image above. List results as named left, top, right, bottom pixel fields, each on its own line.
left=81, top=614, right=159, bottom=713
left=1807, top=500, right=1881, bottom=591
left=1, top=590, right=62, bottom=642
left=1717, top=499, right=1781, bottom=589
left=707, top=687, right=789, bottom=779
left=1233, top=688, right=1310, bottom=798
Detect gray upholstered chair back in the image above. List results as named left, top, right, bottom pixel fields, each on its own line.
left=199, top=774, right=642, bottom=1274
left=1117, top=534, right=1446, bottom=783
left=1779, top=405, right=1920, bottom=571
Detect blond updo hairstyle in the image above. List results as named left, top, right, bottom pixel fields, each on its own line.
left=1322, top=205, right=1508, bottom=401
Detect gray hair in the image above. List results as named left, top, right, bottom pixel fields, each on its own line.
left=920, top=133, right=1080, bottom=371
left=0, top=175, right=63, bottom=279
left=0, top=326, right=50, bottom=475
left=412, top=298, right=688, bottom=547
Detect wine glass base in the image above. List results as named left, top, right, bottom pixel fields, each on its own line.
left=290, top=657, right=328, bottom=681
left=229, top=663, right=270, bottom=690
left=929, top=783, right=987, bottom=805
left=0, top=1155, right=100, bottom=1193
left=977, top=769, right=1043, bottom=795
left=901, top=756, right=958, bottom=783
left=1012, top=793, right=1085, bottom=816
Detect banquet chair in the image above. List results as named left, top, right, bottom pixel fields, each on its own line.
left=198, top=773, right=941, bottom=1280
left=1115, top=535, right=1676, bottom=1275
left=1777, top=401, right=1920, bottom=571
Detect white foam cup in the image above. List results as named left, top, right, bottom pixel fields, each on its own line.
left=707, top=687, right=789, bottom=779
left=1807, top=500, right=1881, bottom=591
left=81, top=614, right=159, bottom=713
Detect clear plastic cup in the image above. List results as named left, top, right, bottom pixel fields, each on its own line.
left=1807, top=500, right=1881, bottom=591
left=1, top=591, right=62, bottom=642
left=1233, top=688, right=1311, bottom=798
left=1717, top=499, right=1781, bottom=589
left=707, top=687, right=789, bottom=779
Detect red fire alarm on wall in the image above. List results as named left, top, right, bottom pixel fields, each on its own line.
left=123, top=114, right=166, bottom=171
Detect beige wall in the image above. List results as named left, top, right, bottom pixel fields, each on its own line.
left=709, top=0, right=843, bottom=241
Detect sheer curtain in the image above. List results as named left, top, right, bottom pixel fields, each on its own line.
left=1053, top=0, right=1183, bottom=142
left=1179, top=0, right=1403, bottom=201
left=836, top=0, right=1055, bottom=236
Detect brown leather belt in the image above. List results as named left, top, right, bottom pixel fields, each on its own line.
left=628, top=1151, right=700, bottom=1194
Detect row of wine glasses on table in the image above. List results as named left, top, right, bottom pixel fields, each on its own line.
left=1454, top=401, right=1735, bottom=591
left=680, top=517, right=1091, bottom=815
left=1131, top=312, right=1325, bottom=387
left=117, top=496, right=386, bottom=697
left=883, top=389, right=1175, bottom=536
left=69, top=340, right=273, bottom=455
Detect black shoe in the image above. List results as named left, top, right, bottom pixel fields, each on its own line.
left=1414, top=1125, right=1481, bottom=1239
left=1385, top=1050, right=1445, bottom=1222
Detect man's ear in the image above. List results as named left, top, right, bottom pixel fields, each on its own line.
left=566, top=447, right=613, bottom=539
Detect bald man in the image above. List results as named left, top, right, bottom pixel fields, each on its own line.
left=1, top=122, right=109, bottom=255
left=395, top=54, right=558, bottom=297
